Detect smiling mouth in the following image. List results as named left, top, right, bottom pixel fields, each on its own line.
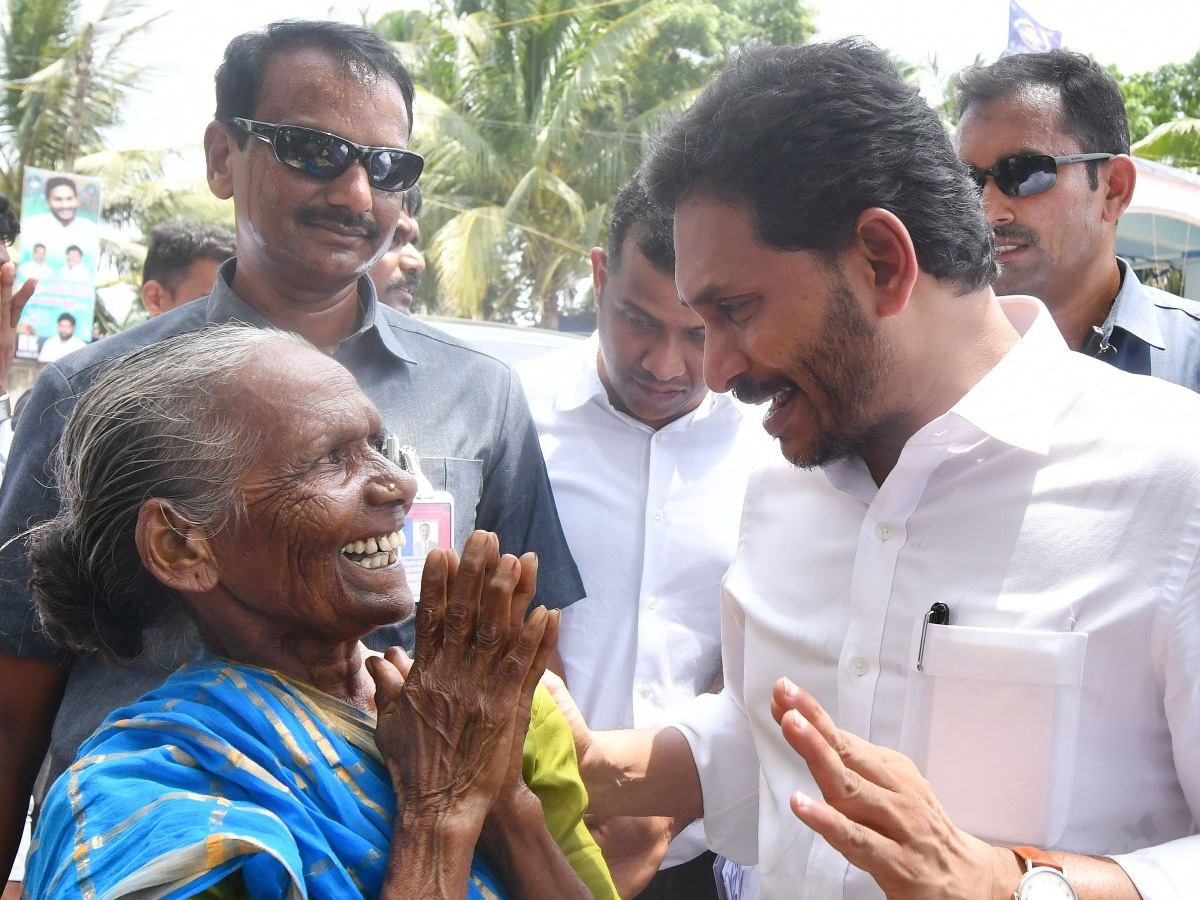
left=763, top=386, right=796, bottom=425
left=342, top=529, right=406, bottom=569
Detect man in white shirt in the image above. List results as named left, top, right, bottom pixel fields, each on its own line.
left=562, top=40, right=1200, bottom=900
left=520, top=178, right=771, bottom=900
left=36, top=313, right=86, bottom=363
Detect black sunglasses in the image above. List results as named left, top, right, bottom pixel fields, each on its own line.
left=228, top=117, right=424, bottom=193
left=966, top=152, right=1114, bottom=198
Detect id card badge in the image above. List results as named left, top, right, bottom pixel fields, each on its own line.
left=388, top=437, right=454, bottom=602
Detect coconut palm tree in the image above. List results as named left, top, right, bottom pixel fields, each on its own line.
left=384, top=0, right=815, bottom=326
left=1132, top=119, right=1200, bottom=173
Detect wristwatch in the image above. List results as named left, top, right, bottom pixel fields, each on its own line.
left=1012, top=846, right=1077, bottom=900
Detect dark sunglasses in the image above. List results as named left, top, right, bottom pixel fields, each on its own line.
left=966, top=152, right=1114, bottom=198
left=228, top=117, right=424, bottom=192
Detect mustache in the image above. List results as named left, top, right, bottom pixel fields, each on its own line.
left=387, top=271, right=421, bottom=294
left=993, top=224, right=1039, bottom=247
left=296, top=206, right=382, bottom=238
left=731, top=374, right=794, bottom=406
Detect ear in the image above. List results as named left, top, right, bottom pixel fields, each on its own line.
left=136, top=499, right=220, bottom=595
left=204, top=120, right=236, bottom=201
left=851, top=208, right=919, bottom=319
left=590, top=247, right=608, bottom=307
left=141, top=280, right=169, bottom=317
left=1100, top=154, right=1136, bottom=223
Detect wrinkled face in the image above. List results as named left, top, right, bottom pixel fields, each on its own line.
left=48, top=185, right=78, bottom=224
left=369, top=210, right=424, bottom=312
left=956, top=89, right=1109, bottom=310
left=163, top=258, right=223, bottom=312
left=220, top=48, right=410, bottom=297
left=209, top=343, right=417, bottom=642
left=674, top=195, right=896, bottom=468
left=595, top=234, right=707, bottom=429
left=57, top=318, right=74, bottom=339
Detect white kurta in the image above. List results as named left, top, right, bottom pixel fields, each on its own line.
left=675, top=296, right=1200, bottom=900
left=520, top=334, right=774, bottom=865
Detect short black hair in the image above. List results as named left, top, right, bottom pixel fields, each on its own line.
left=643, top=40, right=997, bottom=294
left=215, top=20, right=416, bottom=149
left=143, top=222, right=236, bottom=290
left=45, top=176, right=77, bottom=199
left=606, top=176, right=676, bottom=276
left=403, top=184, right=423, bottom=217
left=0, top=195, right=19, bottom=245
left=954, top=50, right=1130, bottom=189
left=58, top=312, right=76, bottom=325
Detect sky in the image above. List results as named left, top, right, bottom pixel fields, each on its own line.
left=100, top=0, right=1200, bottom=156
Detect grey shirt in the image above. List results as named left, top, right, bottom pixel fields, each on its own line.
left=0, top=259, right=583, bottom=791
left=1089, top=258, right=1200, bottom=391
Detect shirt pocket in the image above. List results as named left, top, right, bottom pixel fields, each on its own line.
left=420, top=456, right=483, bottom=550
left=898, top=622, right=1088, bottom=847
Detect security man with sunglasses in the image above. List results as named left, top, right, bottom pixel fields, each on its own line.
left=0, top=20, right=584, bottom=886
left=954, top=50, right=1200, bottom=391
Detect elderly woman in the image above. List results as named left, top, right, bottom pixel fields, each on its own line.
left=22, top=326, right=616, bottom=900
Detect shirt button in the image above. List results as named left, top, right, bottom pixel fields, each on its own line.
left=639, top=684, right=652, bottom=698
left=874, top=522, right=894, bottom=541
left=850, top=657, right=870, bottom=676
left=652, top=509, right=664, bottom=522
left=647, top=596, right=659, bottom=610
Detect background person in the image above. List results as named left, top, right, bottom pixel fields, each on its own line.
left=369, top=185, right=425, bottom=314
left=954, top=50, right=1200, bottom=390
left=518, top=176, right=772, bottom=900
left=141, top=221, right=236, bottom=316
left=21, top=326, right=605, bottom=900
left=0, top=20, right=583, bottom=886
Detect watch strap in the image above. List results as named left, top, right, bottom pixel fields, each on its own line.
left=1013, top=845, right=1063, bottom=873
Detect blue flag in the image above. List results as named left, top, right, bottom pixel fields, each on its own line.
left=1006, top=0, right=1062, bottom=55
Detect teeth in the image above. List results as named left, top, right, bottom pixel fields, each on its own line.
left=343, top=531, right=406, bottom=565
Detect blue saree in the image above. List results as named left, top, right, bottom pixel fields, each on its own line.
left=24, top=657, right=509, bottom=900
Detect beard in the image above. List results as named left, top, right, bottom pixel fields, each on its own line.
left=733, top=272, right=896, bottom=470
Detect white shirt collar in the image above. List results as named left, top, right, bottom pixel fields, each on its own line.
left=553, top=331, right=726, bottom=431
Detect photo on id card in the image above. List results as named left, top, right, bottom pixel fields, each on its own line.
left=401, top=494, right=454, bottom=601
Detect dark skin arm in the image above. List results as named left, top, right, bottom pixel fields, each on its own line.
left=368, top=532, right=588, bottom=900
left=0, top=655, right=66, bottom=883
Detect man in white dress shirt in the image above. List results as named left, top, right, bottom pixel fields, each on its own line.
left=560, top=40, right=1200, bottom=900
left=520, top=178, right=771, bottom=900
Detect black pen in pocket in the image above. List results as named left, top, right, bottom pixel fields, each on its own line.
left=917, top=601, right=950, bottom=672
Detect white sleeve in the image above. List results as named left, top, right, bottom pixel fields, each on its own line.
left=1110, top=543, right=1200, bottom=898
left=671, top=571, right=760, bottom=865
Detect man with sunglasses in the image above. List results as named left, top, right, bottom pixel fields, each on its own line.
left=0, top=20, right=583, bottom=886
left=955, top=50, right=1200, bottom=391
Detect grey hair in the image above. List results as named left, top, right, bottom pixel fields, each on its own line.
left=29, top=324, right=310, bottom=662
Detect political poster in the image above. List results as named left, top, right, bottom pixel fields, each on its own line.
left=16, top=167, right=102, bottom=362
